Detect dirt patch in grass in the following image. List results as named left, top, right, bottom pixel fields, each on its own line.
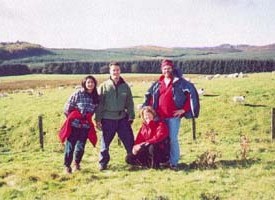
left=0, top=75, right=159, bottom=92
left=0, top=79, right=81, bottom=92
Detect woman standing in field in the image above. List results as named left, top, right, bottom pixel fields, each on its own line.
left=126, top=106, right=170, bottom=169
left=59, top=75, right=99, bottom=174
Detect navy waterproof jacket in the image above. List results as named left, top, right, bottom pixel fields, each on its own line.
left=143, top=68, right=200, bottom=119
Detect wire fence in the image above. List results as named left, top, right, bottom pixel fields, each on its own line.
left=1, top=108, right=274, bottom=156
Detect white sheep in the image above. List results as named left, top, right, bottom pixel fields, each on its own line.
left=128, top=82, right=133, bottom=87
left=184, top=77, right=192, bottom=82
left=0, top=93, right=8, bottom=98
left=26, top=89, right=34, bottom=95
left=213, top=74, right=220, bottom=78
left=239, top=72, right=248, bottom=78
left=205, top=75, right=214, bottom=80
left=233, top=96, right=245, bottom=103
left=228, top=73, right=239, bottom=78
left=74, top=85, right=82, bottom=90
left=197, top=88, right=205, bottom=96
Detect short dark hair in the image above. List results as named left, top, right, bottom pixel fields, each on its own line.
left=109, top=62, right=120, bottom=68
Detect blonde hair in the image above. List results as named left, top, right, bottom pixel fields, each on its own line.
left=140, top=106, right=156, bottom=122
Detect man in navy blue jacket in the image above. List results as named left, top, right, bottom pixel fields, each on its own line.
left=143, top=59, right=200, bottom=170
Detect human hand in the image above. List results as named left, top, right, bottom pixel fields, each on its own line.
left=96, top=121, right=102, bottom=130
left=144, top=142, right=149, bottom=146
left=173, top=109, right=185, bottom=117
left=132, top=144, right=141, bottom=155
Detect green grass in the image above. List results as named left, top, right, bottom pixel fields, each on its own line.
left=0, top=73, right=275, bottom=199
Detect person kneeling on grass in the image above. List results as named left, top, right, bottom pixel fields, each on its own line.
left=126, top=106, right=170, bottom=169
left=58, top=75, right=99, bottom=174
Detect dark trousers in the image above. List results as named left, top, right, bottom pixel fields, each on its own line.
left=64, top=127, right=89, bottom=167
left=99, top=117, right=134, bottom=167
left=126, top=138, right=170, bottom=169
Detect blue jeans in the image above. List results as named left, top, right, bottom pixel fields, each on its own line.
left=164, top=117, right=181, bottom=166
left=99, top=117, right=134, bottom=167
left=64, top=127, right=89, bottom=167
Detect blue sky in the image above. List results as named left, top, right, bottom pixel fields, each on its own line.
left=1, top=0, right=275, bottom=49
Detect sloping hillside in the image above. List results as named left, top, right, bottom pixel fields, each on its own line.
left=0, top=41, right=53, bottom=60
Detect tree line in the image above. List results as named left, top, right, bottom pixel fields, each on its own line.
left=1, top=59, right=275, bottom=76
left=0, top=64, right=31, bottom=76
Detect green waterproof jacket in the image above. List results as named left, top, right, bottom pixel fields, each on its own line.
left=95, top=77, right=135, bottom=121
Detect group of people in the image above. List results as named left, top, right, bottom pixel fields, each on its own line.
left=59, top=60, right=200, bottom=174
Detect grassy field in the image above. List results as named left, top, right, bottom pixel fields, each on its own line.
left=0, top=73, right=275, bottom=200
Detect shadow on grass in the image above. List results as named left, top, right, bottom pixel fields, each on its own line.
left=203, top=94, right=219, bottom=97
left=108, top=158, right=261, bottom=172
left=215, top=158, right=260, bottom=168
left=133, top=95, right=143, bottom=99
left=264, top=161, right=275, bottom=170
left=127, top=165, right=149, bottom=171
left=176, top=158, right=260, bottom=171
left=244, top=103, right=267, bottom=107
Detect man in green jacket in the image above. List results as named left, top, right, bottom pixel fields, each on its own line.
left=95, top=62, right=135, bottom=170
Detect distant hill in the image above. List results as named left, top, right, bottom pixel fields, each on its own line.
left=1, top=41, right=275, bottom=67
left=189, top=43, right=275, bottom=53
left=1, top=42, right=275, bottom=76
left=0, top=41, right=53, bottom=60
left=104, top=43, right=275, bottom=59
left=236, top=43, right=275, bottom=52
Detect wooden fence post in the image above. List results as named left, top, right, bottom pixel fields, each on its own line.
left=38, top=115, right=44, bottom=150
left=272, top=108, right=275, bottom=140
left=192, top=118, right=196, bottom=140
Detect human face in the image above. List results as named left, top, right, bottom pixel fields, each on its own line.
left=143, top=110, right=154, bottom=123
left=85, top=78, right=95, bottom=93
left=109, top=65, right=121, bottom=80
left=161, top=65, right=173, bottom=78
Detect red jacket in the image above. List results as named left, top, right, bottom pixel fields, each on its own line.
left=58, top=110, right=97, bottom=147
left=157, top=76, right=191, bottom=118
left=134, top=120, right=169, bottom=145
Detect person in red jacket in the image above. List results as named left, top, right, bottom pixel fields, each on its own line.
left=59, top=75, right=99, bottom=174
left=126, top=106, right=169, bottom=169
left=143, top=59, right=200, bottom=170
